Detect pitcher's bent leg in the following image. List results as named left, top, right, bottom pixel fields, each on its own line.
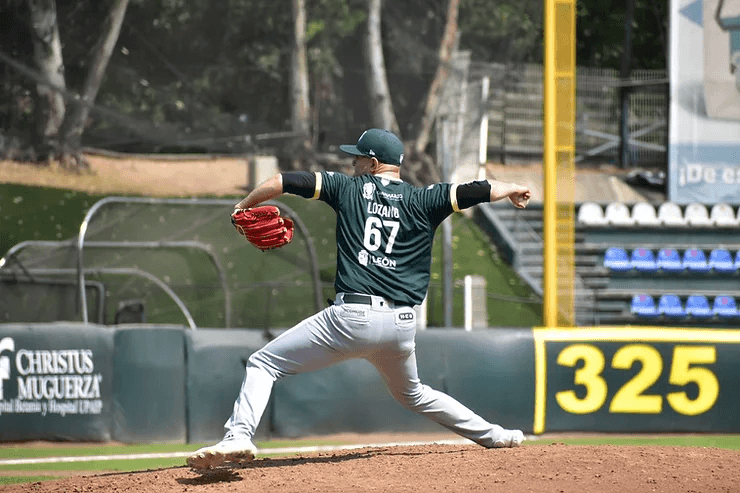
left=369, top=350, right=522, bottom=448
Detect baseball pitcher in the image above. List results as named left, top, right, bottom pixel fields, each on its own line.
left=188, top=128, right=531, bottom=471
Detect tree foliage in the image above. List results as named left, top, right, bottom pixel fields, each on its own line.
left=0, top=0, right=668, bottom=161
left=576, top=0, right=667, bottom=70
left=459, top=0, right=543, bottom=63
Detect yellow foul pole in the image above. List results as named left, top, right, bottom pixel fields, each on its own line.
left=543, top=0, right=576, bottom=327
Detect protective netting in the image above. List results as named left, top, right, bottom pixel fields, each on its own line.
left=0, top=276, right=103, bottom=324
left=0, top=197, right=336, bottom=329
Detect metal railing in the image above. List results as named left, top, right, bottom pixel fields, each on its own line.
left=468, top=62, right=668, bottom=167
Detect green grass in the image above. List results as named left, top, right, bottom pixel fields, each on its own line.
left=0, top=437, right=349, bottom=460
left=0, top=437, right=359, bottom=481
left=0, top=459, right=187, bottom=473
left=0, top=184, right=108, bottom=259
left=0, top=443, right=195, bottom=460
left=428, top=213, right=542, bottom=327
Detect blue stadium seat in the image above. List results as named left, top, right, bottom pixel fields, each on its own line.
left=736, top=250, right=740, bottom=270
left=682, top=248, right=711, bottom=273
left=631, top=294, right=659, bottom=317
left=604, top=247, right=631, bottom=272
left=708, top=249, right=737, bottom=274
left=658, top=294, right=686, bottom=318
left=630, top=248, right=658, bottom=273
left=713, top=295, right=739, bottom=318
left=685, top=295, right=713, bottom=318
left=657, top=248, right=684, bottom=273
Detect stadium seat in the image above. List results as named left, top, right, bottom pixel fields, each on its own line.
left=684, top=202, right=714, bottom=226
left=657, top=202, right=687, bottom=226
left=603, top=247, right=631, bottom=272
left=713, top=295, right=739, bottom=318
left=682, top=248, right=711, bottom=273
left=577, top=202, right=608, bottom=226
left=631, top=202, right=661, bottom=226
left=658, top=294, right=686, bottom=318
left=604, top=202, right=635, bottom=226
left=736, top=250, right=740, bottom=270
left=657, top=248, right=684, bottom=273
left=631, top=294, right=659, bottom=317
left=708, top=248, right=737, bottom=274
left=630, top=248, right=658, bottom=272
left=710, top=203, right=740, bottom=227
left=685, top=295, right=713, bottom=318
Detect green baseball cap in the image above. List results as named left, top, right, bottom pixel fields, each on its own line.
left=339, top=128, right=405, bottom=165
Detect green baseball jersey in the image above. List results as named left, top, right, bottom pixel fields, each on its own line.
left=315, top=171, right=459, bottom=306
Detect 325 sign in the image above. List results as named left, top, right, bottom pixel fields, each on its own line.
left=555, top=344, right=718, bottom=416
left=533, top=328, right=740, bottom=434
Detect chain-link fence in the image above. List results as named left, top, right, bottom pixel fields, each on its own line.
left=0, top=197, right=336, bottom=329
left=466, top=62, right=667, bottom=169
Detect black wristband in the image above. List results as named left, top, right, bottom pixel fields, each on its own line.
left=282, top=171, right=316, bottom=198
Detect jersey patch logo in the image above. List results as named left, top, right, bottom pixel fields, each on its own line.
left=362, top=182, right=376, bottom=200
left=357, top=249, right=396, bottom=270
left=397, top=311, right=414, bottom=322
left=378, top=191, right=403, bottom=201
left=358, top=249, right=369, bottom=266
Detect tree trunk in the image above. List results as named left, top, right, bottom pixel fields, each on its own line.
left=412, top=0, right=460, bottom=156
left=27, top=0, right=66, bottom=160
left=363, top=0, right=400, bottom=135
left=58, top=0, right=129, bottom=169
left=291, top=0, right=311, bottom=152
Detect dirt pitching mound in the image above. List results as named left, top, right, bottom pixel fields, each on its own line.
left=4, top=443, right=739, bottom=493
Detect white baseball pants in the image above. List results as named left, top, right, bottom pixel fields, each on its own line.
left=224, top=293, right=509, bottom=448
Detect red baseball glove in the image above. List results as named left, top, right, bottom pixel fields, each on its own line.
left=231, top=205, right=294, bottom=250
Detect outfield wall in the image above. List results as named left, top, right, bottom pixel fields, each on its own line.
left=0, top=324, right=737, bottom=443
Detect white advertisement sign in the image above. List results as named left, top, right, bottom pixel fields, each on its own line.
left=670, top=0, right=740, bottom=204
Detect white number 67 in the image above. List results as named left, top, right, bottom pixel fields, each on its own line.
left=363, top=217, right=400, bottom=254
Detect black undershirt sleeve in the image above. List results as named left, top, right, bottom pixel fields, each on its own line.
left=282, top=171, right=316, bottom=198
left=456, top=180, right=491, bottom=209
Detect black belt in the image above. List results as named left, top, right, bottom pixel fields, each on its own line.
left=343, top=293, right=413, bottom=308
